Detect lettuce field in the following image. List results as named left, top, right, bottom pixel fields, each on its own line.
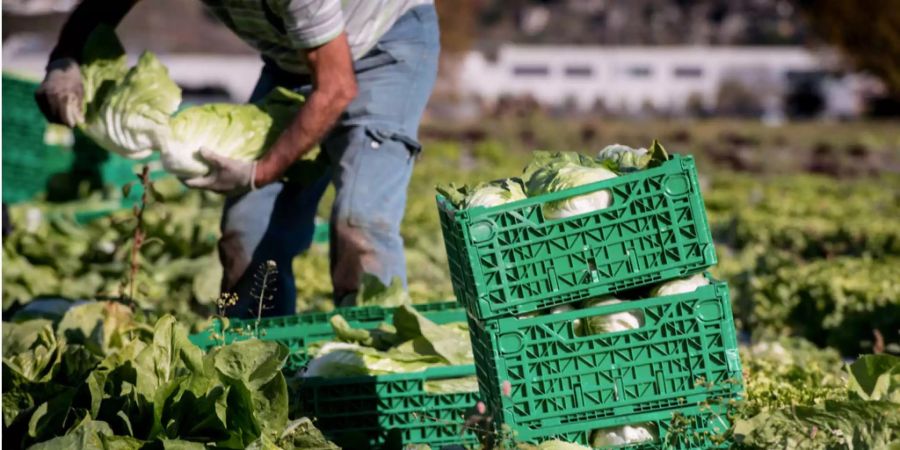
left=3, top=117, right=900, bottom=449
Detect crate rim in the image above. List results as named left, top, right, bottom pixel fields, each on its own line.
left=508, top=402, right=734, bottom=447
left=299, top=363, right=477, bottom=386
left=483, top=273, right=723, bottom=330
left=436, top=154, right=694, bottom=222
left=194, top=300, right=463, bottom=338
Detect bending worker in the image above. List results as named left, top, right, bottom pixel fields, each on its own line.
left=35, top=0, right=441, bottom=317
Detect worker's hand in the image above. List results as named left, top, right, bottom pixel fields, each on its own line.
left=34, top=58, right=85, bottom=127
left=183, top=148, right=258, bottom=197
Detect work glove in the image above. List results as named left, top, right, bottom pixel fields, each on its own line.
left=34, top=58, right=85, bottom=127
left=183, top=148, right=258, bottom=197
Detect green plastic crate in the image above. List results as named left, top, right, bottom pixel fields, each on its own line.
left=298, top=364, right=479, bottom=450
left=529, top=404, right=732, bottom=449
left=468, top=277, right=743, bottom=444
left=3, top=74, right=76, bottom=204
left=437, top=155, right=716, bottom=320
left=189, top=301, right=465, bottom=372
left=312, top=218, right=330, bottom=244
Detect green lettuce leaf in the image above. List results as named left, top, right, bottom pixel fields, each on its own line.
left=733, top=400, right=900, bottom=449
left=393, top=304, right=471, bottom=365
left=26, top=418, right=140, bottom=450
left=80, top=25, right=127, bottom=119
left=277, top=417, right=340, bottom=450
left=847, top=354, right=900, bottom=403
left=355, top=274, right=411, bottom=307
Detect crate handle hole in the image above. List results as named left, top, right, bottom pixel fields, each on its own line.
left=469, top=220, right=495, bottom=244
left=499, top=332, right=524, bottom=354
left=696, top=300, right=722, bottom=322
left=663, top=174, right=690, bottom=197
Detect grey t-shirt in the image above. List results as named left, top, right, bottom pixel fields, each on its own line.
left=202, top=0, right=432, bottom=74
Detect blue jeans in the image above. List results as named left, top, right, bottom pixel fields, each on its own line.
left=219, top=5, right=440, bottom=318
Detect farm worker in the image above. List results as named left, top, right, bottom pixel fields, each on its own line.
left=35, top=0, right=440, bottom=318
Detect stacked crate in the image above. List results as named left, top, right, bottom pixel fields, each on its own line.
left=190, top=302, right=481, bottom=450
left=437, top=155, right=744, bottom=449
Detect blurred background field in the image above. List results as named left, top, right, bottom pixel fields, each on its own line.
left=5, top=114, right=898, bottom=354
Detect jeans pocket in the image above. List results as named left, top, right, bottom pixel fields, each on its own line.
left=364, top=126, right=422, bottom=161
left=353, top=44, right=400, bottom=73
left=344, top=126, right=419, bottom=229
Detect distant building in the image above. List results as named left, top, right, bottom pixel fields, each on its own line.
left=458, top=45, right=863, bottom=117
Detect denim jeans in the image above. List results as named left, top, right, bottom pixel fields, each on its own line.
left=219, top=4, right=440, bottom=318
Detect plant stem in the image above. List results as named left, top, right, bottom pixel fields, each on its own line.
left=255, top=262, right=275, bottom=338
left=128, top=166, right=150, bottom=302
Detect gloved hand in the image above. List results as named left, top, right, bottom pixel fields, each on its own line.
left=34, top=58, right=85, bottom=127
left=183, top=148, right=258, bottom=197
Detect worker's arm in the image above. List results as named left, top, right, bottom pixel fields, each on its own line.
left=49, top=0, right=140, bottom=62
left=35, top=0, right=141, bottom=126
left=185, top=33, right=358, bottom=195
left=255, top=32, right=357, bottom=185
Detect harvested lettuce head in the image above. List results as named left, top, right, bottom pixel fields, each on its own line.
left=465, top=178, right=527, bottom=208
left=525, top=152, right=617, bottom=220
left=437, top=178, right=527, bottom=209
left=81, top=52, right=181, bottom=159
left=651, top=273, right=710, bottom=297
left=591, top=424, right=657, bottom=447
left=598, top=144, right=648, bottom=169
left=76, top=26, right=313, bottom=175
left=160, top=103, right=270, bottom=177
left=597, top=140, right=669, bottom=172
left=577, top=298, right=644, bottom=336
left=77, top=26, right=180, bottom=159
left=160, top=88, right=306, bottom=178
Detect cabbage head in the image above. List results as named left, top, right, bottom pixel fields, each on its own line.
left=591, top=424, right=657, bottom=447
left=160, top=87, right=306, bottom=177
left=525, top=152, right=617, bottom=220
left=651, top=273, right=710, bottom=297
left=81, top=51, right=181, bottom=159
left=577, top=298, right=643, bottom=336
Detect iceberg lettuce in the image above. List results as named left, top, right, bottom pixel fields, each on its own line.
left=524, top=152, right=617, bottom=220
left=80, top=51, right=181, bottom=159
left=160, top=88, right=306, bottom=178
left=651, top=273, right=710, bottom=297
